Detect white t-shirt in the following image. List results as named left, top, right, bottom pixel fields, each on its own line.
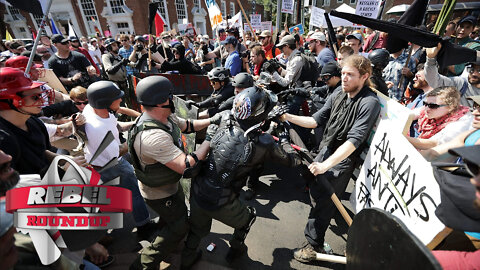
left=89, top=46, right=102, bottom=65
left=83, top=105, right=121, bottom=167
left=431, top=113, right=473, bottom=144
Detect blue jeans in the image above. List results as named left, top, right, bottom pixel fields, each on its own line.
left=99, top=157, right=150, bottom=226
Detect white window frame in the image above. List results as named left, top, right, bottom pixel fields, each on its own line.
left=193, top=0, right=200, bottom=9
left=153, top=0, right=170, bottom=30
left=30, top=14, right=44, bottom=30
left=109, top=0, right=126, bottom=14
left=7, top=6, right=22, bottom=21
left=350, top=0, right=356, bottom=4
left=337, top=0, right=343, bottom=3
left=77, top=0, right=101, bottom=36
left=323, top=0, right=331, bottom=6
left=175, top=0, right=188, bottom=21
left=116, top=22, right=131, bottom=34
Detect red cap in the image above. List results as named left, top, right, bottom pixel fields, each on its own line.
left=5, top=56, right=43, bottom=70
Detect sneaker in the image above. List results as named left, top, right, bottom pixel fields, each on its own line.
left=293, top=243, right=322, bottom=263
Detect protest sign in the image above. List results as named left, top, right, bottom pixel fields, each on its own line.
left=244, top=23, right=252, bottom=33
left=250, top=14, right=262, bottom=31
left=353, top=121, right=445, bottom=245
left=289, top=23, right=305, bottom=35
left=261, top=21, right=272, bottom=32
left=38, top=69, right=68, bottom=94
left=310, top=6, right=325, bottom=28
left=355, top=0, right=381, bottom=19
left=204, top=0, right=223, bottom=29
left=281, top=0, right=294, bottom=14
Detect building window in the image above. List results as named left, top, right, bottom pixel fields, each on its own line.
left=323, top=0, right=330, bottom=6
left=7, top=6, right=22, bottom=21
left=19, top=27, right=26, bottom=33
left=80, top=0, right=99, bottom=21
left=116, top=22, right=130, bottom=34
left=337, top=0, right=343, bottom=3
left=230, top=2, right=235, bottom=17
left=221, top=1, right=226, bottom=17
left=110, top=0, right=125, bottom=14
left=350, top=0, right=356, bottom=4
left=175, top=0, right=187, bottom=20
left=194, top=0, right=200, bottom=9
left=33, top=14, right=44, bottom=26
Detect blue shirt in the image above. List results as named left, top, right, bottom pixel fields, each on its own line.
left=119, top=46, right=134, bottom=75
left=316, top=47, right=336, bottom=68
left=224, top=50, right=241, bottom=76
left=382, top=50, right=416, bottom=101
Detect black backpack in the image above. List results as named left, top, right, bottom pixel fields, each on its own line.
left=294, top=51, right=321, bottom=86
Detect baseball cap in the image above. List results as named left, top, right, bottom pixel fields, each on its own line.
left=259, top=30, right=272, bottom=37
left=51, top=34, right=69, bottom=44
left=458, top=15, right=477, bottom=26
left=69, top=36, right=79, bottom=42
left=9, top=41, right=24, bottom=50
left=307, top=32, right=326, bottom=42
left=346, top=33, right=363, bottom=43
left=467, top=95, right=480, bottom=106
left=221, top=36, right=238, bottom=46
left=277, top=35, right=296, bottom=47
left=320, top=61, right=341, bottom=77
left=5, top=55, right=42, bottom=69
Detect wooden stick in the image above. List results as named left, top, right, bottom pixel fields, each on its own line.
left=426, top=227, right=452, bottom=250
left=236, top=0, right=259, bottom=42
left=148, top=34, right=152, bottom=71
left=315, top=253, right=347, bottom=264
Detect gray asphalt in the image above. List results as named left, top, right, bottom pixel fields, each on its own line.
left=105, top=162, right=354, bottom=270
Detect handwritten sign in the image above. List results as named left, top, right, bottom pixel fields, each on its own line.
left=355, top=0, right=381, bottom=19
left=354, top=121, right=445, bottom=245
left=244, top=23, right=252, bottom=33
left=261, top=21, right=272, bottom=32
left=281, top=0, right=294, bottom=14
left=204, top=0, right=223, bottom=29
left=310, top=6, right=325, bottom=28
left=250, top=14, right=262, bottom=31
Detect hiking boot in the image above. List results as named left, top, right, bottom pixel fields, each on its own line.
left=293, top=243, right=325, bottom=263
left=225, top=244, right=248, bottom=264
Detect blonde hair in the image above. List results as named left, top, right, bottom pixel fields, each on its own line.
left=69, top=86, right=87, bottom=100
left=341, top=54, right=373, bottom=87
left=426, top=86, right=460, bottom=113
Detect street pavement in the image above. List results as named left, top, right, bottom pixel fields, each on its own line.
left=105, top=162, right=354, bottom=270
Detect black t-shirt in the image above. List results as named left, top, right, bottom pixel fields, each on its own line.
left=0, top=117, right=51, bottom=174
left=42, top=100, right=79, bottom=118
left=47, top=51, right=92, bottom=89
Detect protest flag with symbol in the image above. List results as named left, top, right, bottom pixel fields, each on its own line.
left=149, top=2, right=169, bottom=36
left=204, top=0, right=224, bottom=30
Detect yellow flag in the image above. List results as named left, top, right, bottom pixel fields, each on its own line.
left=5, top=29, right=13, bottom=41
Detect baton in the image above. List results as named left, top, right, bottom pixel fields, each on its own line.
left=271, top=133, right=353, bottom=227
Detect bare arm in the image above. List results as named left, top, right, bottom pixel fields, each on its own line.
left=119, top=142, right=128, bottom=157
left=281, top=113, right=318, bottom=129
left=406, top=135, right=439, bottom=150
left=309, top=141, right=357, bottom=176
left=164, top=140, right=210, bottom=174
left=420, top=129, right=473, bottom=161
left=118, top=121, right=135, bottom=132
left=177, top=117, right=213, bottom=132
left=117, top=107, right=141, bottom=117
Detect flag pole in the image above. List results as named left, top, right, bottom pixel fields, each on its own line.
left=235, top=0, right=258, bottom=42
left=26, top=0, right=53, bottom=74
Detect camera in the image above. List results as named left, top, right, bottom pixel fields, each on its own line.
left=135, top=44, right=144, bottom=51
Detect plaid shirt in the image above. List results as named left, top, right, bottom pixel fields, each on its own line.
left=119, top=45, right=134, bottom=75
left=382, top=50, right=416, bottom=101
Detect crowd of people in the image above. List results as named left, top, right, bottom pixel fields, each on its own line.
left=0, top=12, right=480, bottom=270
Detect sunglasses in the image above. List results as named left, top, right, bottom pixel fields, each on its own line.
left=74, top=101, right=89, bottom=106
left=121, top=39, right=128, bottom=41
left=465, top=160, right=480, bottom=177
left=61, top=41, right=70, bottom=45
left=321, top=74, right=332, bottom=81
left=423, top=102, right=447, bottom=109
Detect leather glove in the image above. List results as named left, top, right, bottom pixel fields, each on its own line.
left=264, top=60, right=278, bottom=74
left=121, top=58, right=130, bottom=66
left=205, top=124, right=218, bottom=142
left=186, top=100, right=197, bottom=109
left=269, top=104, right=289, bottom=120
left=209, top=111, right=225, bottom=125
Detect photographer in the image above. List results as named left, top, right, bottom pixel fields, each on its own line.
left=267, top=35, right=304, bottom=88
left=128, top=36, right=149, bottom=73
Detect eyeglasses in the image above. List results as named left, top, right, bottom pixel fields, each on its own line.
left=121, top=39, right=128, bottom=42
left=464, top=160, right=480, bottom=177
left=423, top=102, right=448, bottom=109
left=74, top=101, right=89, bottom=106
left=468, top=66, right=480, bottom=74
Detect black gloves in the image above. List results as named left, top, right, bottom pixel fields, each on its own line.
left=205, top=124, right=218, bottom=142
left=121, top=58, right=130, bottom=66
left=269, top=104, right=289, bottom=120
left=186, top=100, right=197, bottom=109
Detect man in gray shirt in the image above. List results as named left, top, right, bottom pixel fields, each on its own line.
left=425, top=42, right=480, bottom=106
left=278, top=54, right=381, bottom=263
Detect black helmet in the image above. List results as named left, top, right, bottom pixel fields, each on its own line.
left=207, top=67, right=230, bottom=82
left=368, top=49, right=390, bottom=70
left=232, top=72, right=254, bottom=88
left=134, top=35, right=146, bottom=43
left=104, top=38, right=120, bottom=50
left=233, top=87, right=277, bottom=130
left=87, top=81, right=124, bottom=109
left=135, top=76, right=173, bottom=106
left=172, top=43, right=186, bottom=59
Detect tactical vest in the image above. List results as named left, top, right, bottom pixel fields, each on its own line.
left=128, top=115, right=185, bottom=187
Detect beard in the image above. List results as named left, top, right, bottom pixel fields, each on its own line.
left=0, top=170, right=19, bottom=196
left=469, top=73, right=480, bottom=85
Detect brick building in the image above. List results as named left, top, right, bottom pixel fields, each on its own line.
left=3, top=0, right=263, bottom=40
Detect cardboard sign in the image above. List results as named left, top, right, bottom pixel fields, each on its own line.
left=289, top=24, right=305, bottom=35
left=353, top=121, right=445, bottom=245
left=261, top=21, right=272, bottom=32
left=250, top=14, right=262, bottom=31
left=173, top=96, right=197, bottom=153
left=310, top=6, right=325, bottom=28
left=38, top=69, right=68, bottom=94
left=355, top=0, right=381, bottom=19
left=281, top=0, right=294, bottom=14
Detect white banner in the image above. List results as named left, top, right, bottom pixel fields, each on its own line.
left=355, top=0, right=381, bottom=19
left=353, top=121, right=445, bottom=245
left=204, top=0, right=223, bottom=29
left=250, top=14, right=262, bottom=31
left=310, top=6, right=325, bottom=28
left=261, top=21, right=272, bottom=32
left=281, top=0, right=294, bottom=14
left=228, top=11, right=243, bottom=36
